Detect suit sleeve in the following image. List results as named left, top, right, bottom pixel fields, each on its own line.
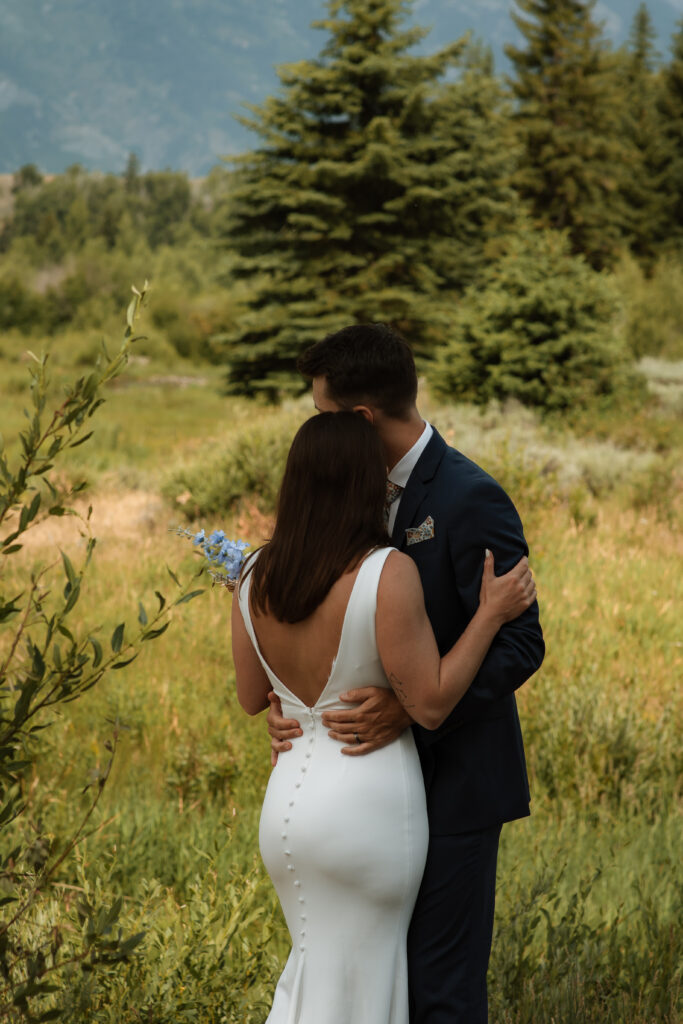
left=419, top=476, right=545, bottom=746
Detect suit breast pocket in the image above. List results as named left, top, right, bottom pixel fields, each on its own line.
left=407, top=535, right=446, bottom=578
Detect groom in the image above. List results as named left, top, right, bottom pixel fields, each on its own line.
left=267, top=323, right=544, bottom=1023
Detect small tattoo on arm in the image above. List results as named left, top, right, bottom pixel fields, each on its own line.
left=389, top=672, right=416, bottom=710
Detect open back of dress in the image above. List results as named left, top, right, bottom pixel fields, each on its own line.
left=239, top=546, right=429, bottom=1024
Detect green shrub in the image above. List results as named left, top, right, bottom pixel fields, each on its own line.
left=615, top=253, right=683, bottom=359
left=56, top=863, right=281, bottom=1024
left=491, top=847, right=682, bottom=1024
left=163, top=408, right=307, bottom=519
left=425, top=397, right=680, bottom=528
left=428, top=228, right=641, bottom=412
left=0, top=271, right=44, bottom=332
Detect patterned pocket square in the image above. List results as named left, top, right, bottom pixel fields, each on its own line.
left=406, top=516, right=435, bottom=546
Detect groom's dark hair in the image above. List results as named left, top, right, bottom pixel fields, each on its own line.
left=298, top=323, right=418, bottom=420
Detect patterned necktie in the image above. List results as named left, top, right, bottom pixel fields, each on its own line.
left=384, top=480, right=403, bottom=528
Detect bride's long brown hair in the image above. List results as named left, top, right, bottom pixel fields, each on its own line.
left=244, top=412, right=389, bottom=624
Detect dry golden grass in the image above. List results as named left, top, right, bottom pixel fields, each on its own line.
left=2, top=365, right=681, bottom=1022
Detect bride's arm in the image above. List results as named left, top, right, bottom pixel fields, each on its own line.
left=231, top=593, right=271, bottom=715
left=376, top=550, right=535, bottom=730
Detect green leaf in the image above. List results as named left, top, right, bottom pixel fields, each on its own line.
left=155, top=590, right=166, bottom=612
left=90, top=637, right=103, bottom=668
left=14, top=980, right=60, bottom=1000
left=27, top=490, right=41, bottom=523
left=111, top=653, right=139, bottom=670
left=105, top=896, right=123, bottom=926
left=167, top=565, right=181, bottom=587
left=119, top=930, right=145, bottom=955
left=111, top=623, right=125, bottom=654
left=70, top=430, right=94, bottom=448
left=61, top=550, right=77, bottom=585
left=82, top=373, right=99, bottom=401
left=57, top=623, right=75, bottom=642
left=142, top=622, right=170, bottom=641
left=126, top=297, right=137, bottom=327
left=14, top=678, right=39, bottom=724
left=3, top=759, right=32, bottom=774
left=0, top=797, right=24, bottom=827
left=30, top=645, right=46, bottom=681
left=138, top=602, right=148, bottom=626
left=0, top=843, right=22, bottom=869
left=63, top=579, right=81, bottom=614
left=88, top=398, right=106, bottom=418
left=0, top=593, right=23, bottom=622
left=174, top=589, right=205, bottom=606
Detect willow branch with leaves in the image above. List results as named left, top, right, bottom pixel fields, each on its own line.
left=0, top=284, right=205, bottom=1023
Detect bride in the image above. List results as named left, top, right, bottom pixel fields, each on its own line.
left=231, top=411, right=536, bottom=1024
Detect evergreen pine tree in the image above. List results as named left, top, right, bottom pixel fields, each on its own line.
left=628, top=2, right=658, bottom=68
left=658, top=19, right=683, bottom=252
left=11, top=163, right=43, bottom=194
left=124, top=151, right=142, bottom=193
left=506, top=0, right=630, bottom=270
left=219, top=0, right=518, bottom=398
left=618, top=4, right=668, bottom=266
left=428, top=225, right=638, bottom=412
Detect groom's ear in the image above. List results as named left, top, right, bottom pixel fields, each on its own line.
left=352, top=404, right=375, bottom=424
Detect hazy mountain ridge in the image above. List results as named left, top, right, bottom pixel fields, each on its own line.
left=1, top=0, right=681, bottom=175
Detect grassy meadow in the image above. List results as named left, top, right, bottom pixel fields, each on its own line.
left=1, top=325, right=682, bottom=1023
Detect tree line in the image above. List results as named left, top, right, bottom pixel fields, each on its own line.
left=2, top=0, right=683, bottom=410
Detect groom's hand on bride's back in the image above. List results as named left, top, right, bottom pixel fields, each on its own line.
left=322, top=687, right=411, bottom=756
left=266, top=691, right=302, bottom=766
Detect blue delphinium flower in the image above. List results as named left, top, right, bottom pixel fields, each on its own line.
left=175, top=527, right=250, bottom=589
left=176, top=524, right=250, bottom=589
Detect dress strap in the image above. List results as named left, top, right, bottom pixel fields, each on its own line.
left=342, top=546, right=394, bottom=636
left=237, top=553, right=282, bottom=690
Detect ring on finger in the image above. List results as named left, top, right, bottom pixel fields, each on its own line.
left=354, top=732, right=362, bottom=745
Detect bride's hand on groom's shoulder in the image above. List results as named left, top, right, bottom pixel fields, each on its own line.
left=322, top=687, right=412, bottom=756
left=266, top=691, right=302, bottom=766
left=478, top=550, right=537, bottom=627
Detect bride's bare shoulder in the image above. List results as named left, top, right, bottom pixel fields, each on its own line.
left=376, top=550, right=426, bottom=636
left=379, top=549, right=421, bottom=594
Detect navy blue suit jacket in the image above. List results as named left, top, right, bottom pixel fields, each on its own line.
left=391, top=428, right=544, bottom=836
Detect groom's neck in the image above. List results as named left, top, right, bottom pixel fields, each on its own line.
left=378, top=407, right=426, bottom=471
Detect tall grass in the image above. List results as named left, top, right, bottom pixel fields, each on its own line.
left=1, top=349, right=681, bottom=1022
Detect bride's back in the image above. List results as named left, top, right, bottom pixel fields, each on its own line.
left=248, top=565, right=360, bottom=708
left=239, top=547, right=394, bottom=714
left=248, top=554, right=372, bottom=709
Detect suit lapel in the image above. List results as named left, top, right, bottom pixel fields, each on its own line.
left=391, top=430, right=448, bottom=549
left=391, top=478, right=424, bottom=550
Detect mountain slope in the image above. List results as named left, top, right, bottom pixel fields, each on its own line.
left=0, top=0, right=680, bottom=174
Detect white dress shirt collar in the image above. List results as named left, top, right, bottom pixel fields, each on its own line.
left=387, top=421, right=433, bottom=489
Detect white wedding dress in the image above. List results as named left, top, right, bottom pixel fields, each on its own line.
left=238, top=547, right=429, bottom=1024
